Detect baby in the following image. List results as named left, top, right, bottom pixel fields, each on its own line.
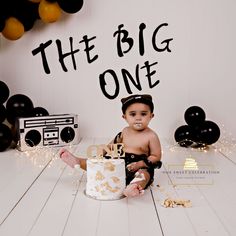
left=60, top=94, right=162, bottom=197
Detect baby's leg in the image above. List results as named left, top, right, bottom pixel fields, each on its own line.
left=59, top=148, right=87, bottom=170
left=123, top=169, right=150, bottom=197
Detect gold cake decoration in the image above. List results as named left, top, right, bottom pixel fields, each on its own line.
left=104, top=161, right=115, bottom=171
left=95, top=171, right=105, bottom=180
left=111, top=176, right=120, bottom=183
left=101, top=182, right=119, bottom=193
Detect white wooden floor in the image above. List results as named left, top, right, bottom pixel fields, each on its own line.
left=0, top=137, right=235, bottom=236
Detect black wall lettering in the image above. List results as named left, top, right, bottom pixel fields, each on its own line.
left=140, top=61, right=160, bottom=88
left=32, top=22, right=173, bottom=100
left=122, top=65, right=142, bottom=94
left=139, top=23, right=146, bottom=56
left=32, top=35, right=98, bottom=74
left=113, top=24, right=134, bottom=57
left=79, top=35, right=99, bottom=63
left=99, top=61, right=160, bottom=99
left=152, top=23, right=173, bottom=52
left=56, top=37, right=80, bottom=72
left=31, top=40, right=53, bottom=74
left=99, top=69, right=120, bottom=99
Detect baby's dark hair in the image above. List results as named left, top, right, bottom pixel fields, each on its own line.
left=121, top=94, right=154, bottom=114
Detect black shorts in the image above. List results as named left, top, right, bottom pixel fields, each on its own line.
left=121, top=153, right=154, bottom=188
left=112, top=132, right=155, bottom=188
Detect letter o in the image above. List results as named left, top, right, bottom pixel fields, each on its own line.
left=99, top=69, right=120, bottom=99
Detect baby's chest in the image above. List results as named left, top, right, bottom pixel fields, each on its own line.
left=123, top=136, right=149, bottom=152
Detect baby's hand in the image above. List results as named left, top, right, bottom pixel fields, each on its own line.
left=127, top=162, right=139, bottom=172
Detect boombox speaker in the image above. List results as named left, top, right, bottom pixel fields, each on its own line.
left=17, top=114, right=80, bottom=151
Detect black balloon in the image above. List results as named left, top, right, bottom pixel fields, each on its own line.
left=6, top=94, right=34, bottom=125
left=194, top=120, right=220, bottom=145
left=0, top=17, right=5, bottom=32
left=0, top=123, right=12, bottom=151
left=0, top=5, right=8, bottom=31
left=0, top=81, right=10, bottom=104
left=32, top=107, right=49, bottom=117
left=11, top=124, right=20, bottom=144
left=174, top=125, right=194, bottom=147
left=14, top=1, right=40, bottom=31
left=184, top=106, right=206, bottom=126
left=0, top=104, right=6, bottom=123
left=57, top=0, right=84, bottom=14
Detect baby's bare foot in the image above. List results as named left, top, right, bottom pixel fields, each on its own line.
left=59, top=148, right=80, bottom=168
left=123, top=183, right=145, bottom=197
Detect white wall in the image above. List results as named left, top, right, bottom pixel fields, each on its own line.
left=0, top=0, right=236, bottom=141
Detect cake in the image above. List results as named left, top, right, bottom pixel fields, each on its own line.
left=86, top=158, right=126, bottom=200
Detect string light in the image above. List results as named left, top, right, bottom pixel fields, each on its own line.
left=212, top=124, right=236, bottom=155
left=167, top=123, right=236, bottom=156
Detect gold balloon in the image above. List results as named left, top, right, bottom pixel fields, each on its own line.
left=2, top=17, right=25, bottom=41
left=39, top=0, right=62, bottom=23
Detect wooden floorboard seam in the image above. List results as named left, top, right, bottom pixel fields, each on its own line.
left=27, top=165, right=67, bottom=236
left=150, top=188, right=165, bottom=236
left=61, top=171, right=85, bottom=236
left=0, top=158, right=52, bottom=227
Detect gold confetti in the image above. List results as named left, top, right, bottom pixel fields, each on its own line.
left=163, top=198, right=192, bottom=208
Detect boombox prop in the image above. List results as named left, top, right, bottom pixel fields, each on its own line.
left=17, top=114, right=80, bottom=151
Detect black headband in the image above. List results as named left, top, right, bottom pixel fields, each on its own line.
left=121, top=94, right=154, bottom=114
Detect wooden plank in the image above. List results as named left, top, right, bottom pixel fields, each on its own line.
left=219, top=151, right=236, bottom=165
left=126, top=190, right=163, bottom=236
left=95, top=191, right=163, bottom=236
left=63, top=176, right=163, bottom=236
left=151, top=166, right=197, bottom=235
left=96, top=198, right=129, bottom=236
left=94, top=137, right=163, bottom=236
left=63, top=137, right=163, bottom=236
left=0, top=149, right=28, bottom=190
left=62, top=175, right=102, bottom=236
left=0, top=148, right=53, bottom=225
left=27, top=166, right=84, bottom=236
left=62, top=137, right=108, bottom=236
left=0, top=148, right=51, bottom=193
left=151, top=139, right=199, bottom=235
left=154, top=139, right=236, bottom=235
left=0, top=158, right=66, bottom=235
left=0, top=141, right=83, bottom=235
left=194, top=148, right=236, bottom=235
left=1, top=136, right=235, bottom=235
left=26, top=140, right=91, bottom=236
left=215, top=140, right=236, bottom=165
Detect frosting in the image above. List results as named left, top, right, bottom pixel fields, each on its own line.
left=86, top=158, right=126, bottom=200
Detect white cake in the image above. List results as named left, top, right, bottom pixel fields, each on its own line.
left=86, top=158, right=126, bottom=200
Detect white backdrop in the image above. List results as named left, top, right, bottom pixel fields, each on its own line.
left=0, top=0, right=236, bottom=141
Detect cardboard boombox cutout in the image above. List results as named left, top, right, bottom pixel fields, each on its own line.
left=17, top=114, right=80, bottom=151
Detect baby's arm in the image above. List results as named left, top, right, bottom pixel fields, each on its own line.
left=148, top=132, right=162, bottom=162
left=140, top=132, right=162, bottom=169
left=128, top=132, right=162, bottom=171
